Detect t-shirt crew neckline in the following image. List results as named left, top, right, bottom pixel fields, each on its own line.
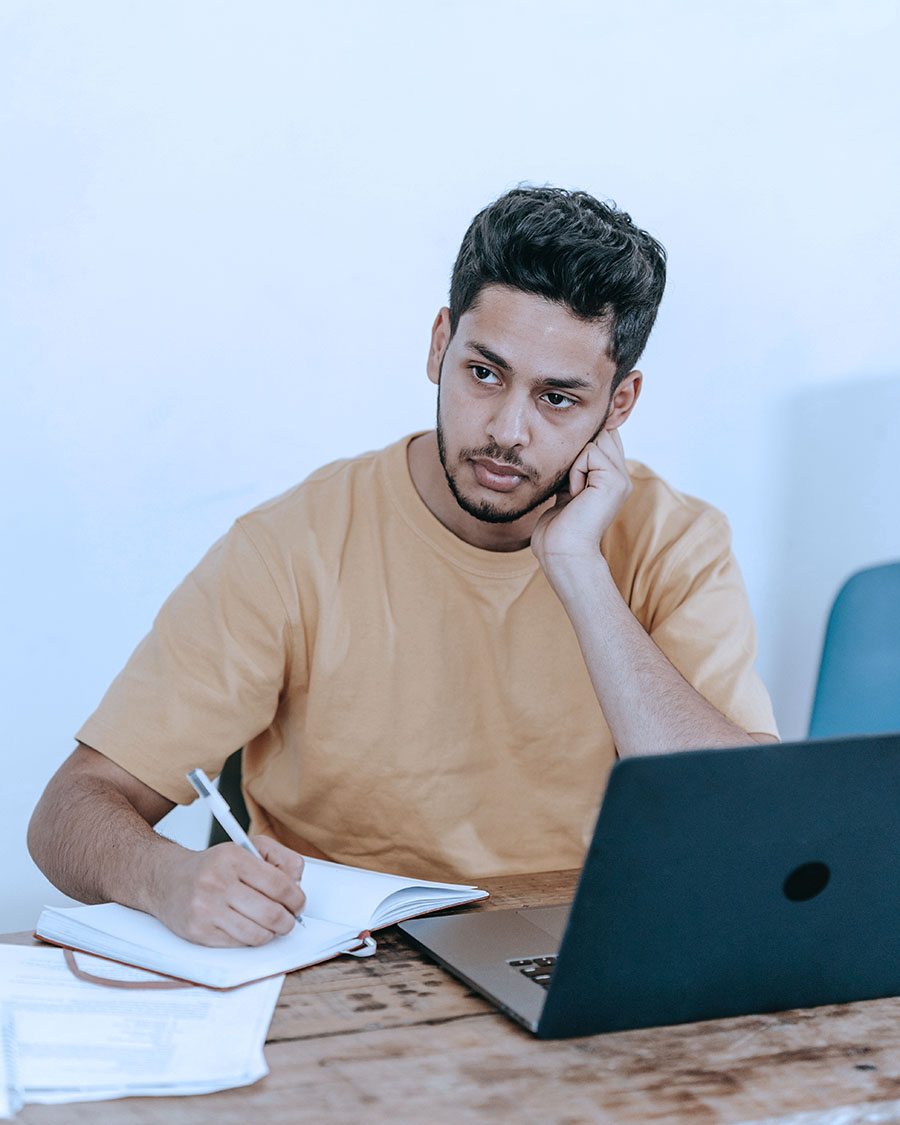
left=381, top=433, right=540, bottom=579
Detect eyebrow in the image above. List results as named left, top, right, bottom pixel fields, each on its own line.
left=541, top=375, right=596, bottom=391
left=468, top=341, right=512, bottom=371
left=466, top=340, right=597, bottom=392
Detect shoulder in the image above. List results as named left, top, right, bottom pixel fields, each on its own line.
left=216, top=437, right=421, bottom=596
left=251, top=443, right=386, bottom=517
left=235, top=439, right=405, bottom=549
left=605, top=460, right=734, bottom=613
left=613, top=459, right=730, bottom=556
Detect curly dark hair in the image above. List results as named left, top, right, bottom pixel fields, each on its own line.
left=449, top=186, right=667, bottom=388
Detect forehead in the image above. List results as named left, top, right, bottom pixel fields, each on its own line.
left=456, top=285, right=616, bottom=386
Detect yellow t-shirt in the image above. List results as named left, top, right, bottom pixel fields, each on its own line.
left=77, top=434, right=777, bottom=882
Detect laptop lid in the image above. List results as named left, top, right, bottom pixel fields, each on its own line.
left=401, top=733, right=900, bottom=1038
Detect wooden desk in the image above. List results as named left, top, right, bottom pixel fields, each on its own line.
left=9, top=869, right=900, bottom=1124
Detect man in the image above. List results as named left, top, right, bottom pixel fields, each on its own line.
left=28, top=187, right=778, bottom=950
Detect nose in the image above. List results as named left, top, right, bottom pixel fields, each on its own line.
left=486, top=390, right=531, bottom=451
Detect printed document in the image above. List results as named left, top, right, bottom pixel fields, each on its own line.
left=0, top=1004, right=22, bottom=1119
left=0, top=945, right=282, bottom=1104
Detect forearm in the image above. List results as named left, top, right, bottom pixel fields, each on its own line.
left=27, top=769, right=182, bottom=912
left=29, top=744, right=306, bottom=945
left=547, top=555, right=760, bottom=757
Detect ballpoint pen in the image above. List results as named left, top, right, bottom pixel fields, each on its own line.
left=187, top=767, right=263, bottom=858
left=187, top=767, right=305, bottom=924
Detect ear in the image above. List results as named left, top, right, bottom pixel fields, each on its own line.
left=604, top=370, right=642, bottom=430
left=427, top=307, right=452, bottom=386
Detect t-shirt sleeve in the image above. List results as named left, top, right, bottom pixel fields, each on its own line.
left=76, top=520, right=298, bottom=804
left=642, top=509, right=778, bottom=738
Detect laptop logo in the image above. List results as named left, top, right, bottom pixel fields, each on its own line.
left=783, top=861, right=831, bottom=902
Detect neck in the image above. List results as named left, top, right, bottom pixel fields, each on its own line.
left=406, top=431, right=549, bottom=552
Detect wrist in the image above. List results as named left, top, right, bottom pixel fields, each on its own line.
left=131, top=835, right=186, bottom=918
left=540, top=550, right=616, bottom=604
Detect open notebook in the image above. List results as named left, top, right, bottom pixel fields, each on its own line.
left=34, top=857, right=488, bottom=989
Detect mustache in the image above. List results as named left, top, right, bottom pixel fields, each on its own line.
left=459, top=443, right=537, bottom=480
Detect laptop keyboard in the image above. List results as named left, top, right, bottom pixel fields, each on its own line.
left=508, top=955, right=558, bottom=989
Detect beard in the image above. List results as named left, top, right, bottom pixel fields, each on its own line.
left=435, top=385, right=611, bottom=525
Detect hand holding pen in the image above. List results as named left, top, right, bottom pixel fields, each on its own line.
left=146, top=769, right=306, bottom=948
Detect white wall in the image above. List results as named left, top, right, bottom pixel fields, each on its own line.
left=3, top=0, right=899, bottom=932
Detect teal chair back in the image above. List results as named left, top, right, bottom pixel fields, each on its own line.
left=208, top=748, right=250, bottom=847
left=808, top=562, right=900, bottom=738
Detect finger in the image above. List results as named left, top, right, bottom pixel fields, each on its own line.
left=585, top=433, right=632, bottom=512
left=227, top=880, right=299, bottom=938
left=552, top=486, right=573, bottom=511
left=207, top=904, right=290, bottom=947
left=598, top=425, right=627, bottom=465
left=183, top=887, right=292, bottom=947
left=567, top=443, right=594, bottom=497
left=588, top=431, right=632, bottom=480
left=580, top=440, right=617, bottom=485
left=254, top=836, right=305, bottom=884
left=204, top=919, right=276, bottom=948
left=232, top=848, right=307, bottom=916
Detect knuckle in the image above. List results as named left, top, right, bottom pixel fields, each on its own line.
left=246, top=925, right=274, bottom=947
left=181, top=917, right=209, bottom=944
left=260, top=901, right=286, bottom=930
left=213, top=934, right=243, bottom=949
left=183, top=885, right=211, bottom=917
left=272, top=869, right=298, bottom=899
left=201, top=847, right=235, bottom=875
left=194, top=867, right=226, bottom=897
left=194, top=867, right=216, bottom=891
left=271, top=911, right=295, bottom=936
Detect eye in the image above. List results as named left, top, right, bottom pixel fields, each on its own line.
left=541, top=391, right=577, bottom=410
left=471, top=365, right=500, bottom=384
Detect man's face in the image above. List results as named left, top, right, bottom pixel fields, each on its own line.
left=428, top=285, right=630, bottom=527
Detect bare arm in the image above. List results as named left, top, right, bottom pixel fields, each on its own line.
left=532, top=430, right=777, bottom=757
left=28, top=743, right=306, bottom=945
left=540, top=553, right=776, bottom=755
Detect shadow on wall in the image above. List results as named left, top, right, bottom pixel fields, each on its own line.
left=765, top=373, right=900, bottom=741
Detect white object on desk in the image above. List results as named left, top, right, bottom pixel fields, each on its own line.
left=35, top=857, right=487, bottom=988
left=0, top=1004, right=22, bottom=1120
left=0, top=945, right=282, bottom=1104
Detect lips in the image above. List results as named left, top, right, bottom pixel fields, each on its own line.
left=470, top=457, right=527, bottom=493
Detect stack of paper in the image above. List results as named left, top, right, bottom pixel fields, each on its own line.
left=0, top=945, right=282, bottom=1110
left=0, top=1005, right=22, bottom=1120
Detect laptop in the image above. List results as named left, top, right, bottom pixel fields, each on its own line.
left=399, top=733, right=900, bottom=1038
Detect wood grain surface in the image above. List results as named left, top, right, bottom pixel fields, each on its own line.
left=13, top=869, right=900, bottom=1124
